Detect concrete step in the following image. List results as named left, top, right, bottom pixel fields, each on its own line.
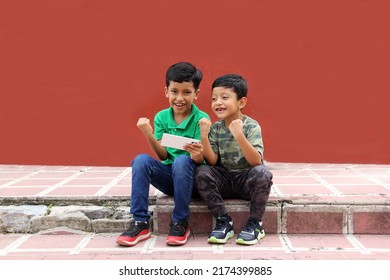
left=2, top=193, right=388, bottom=235
left=154, top=194, right=390, bottom=235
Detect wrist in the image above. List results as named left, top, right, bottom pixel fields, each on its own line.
left=191, top=154, right=204, bottom=163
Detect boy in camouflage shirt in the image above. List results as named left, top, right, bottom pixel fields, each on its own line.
left=196, top=74, right=273, bottom=245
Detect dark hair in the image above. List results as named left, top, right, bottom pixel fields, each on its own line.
left=165, top=62, right=202, bottom=90
left=212, top=74, right=248, bottom=100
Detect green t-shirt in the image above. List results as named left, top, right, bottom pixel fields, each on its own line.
left=209, top=115, right=264, bottom=172
left=154, top=104, right=210, bottom=165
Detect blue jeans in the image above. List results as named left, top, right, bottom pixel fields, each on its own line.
left=130, top=153, right=197, bottom=224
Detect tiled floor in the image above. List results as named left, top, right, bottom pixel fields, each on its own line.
left=1, top=162, right=389, bottom=199
left=0, top=233, right=389, bottom=260
left=1, top=162, right=390, bottom=260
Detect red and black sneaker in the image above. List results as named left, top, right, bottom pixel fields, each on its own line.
left=166, top=220, right=191, bottom=246
left=116, top=220, right=151, bottom=246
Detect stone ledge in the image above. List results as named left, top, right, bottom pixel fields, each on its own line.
left=0, top=196, right=134, bottom=206
left=0, top=205, right=154, bottom=234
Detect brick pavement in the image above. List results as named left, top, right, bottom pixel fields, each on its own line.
left=1, top=162, right=389, bottom=260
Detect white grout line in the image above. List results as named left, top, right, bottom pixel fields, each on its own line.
left=81, top=247, right=145, bottom=252
left=11, top=248, right=72, bottom=253
left=149, top=246, right=289, bottom=252
left=278, top=234, right=293, bottom=253
left=345, top=234, right=371, bottom=255
left=305, top=169, right=343, bottom=195
left=94, top=167, right=132, bottom=196
left=356, top=171, right=390, bottom=190
left=270, top=193, right=383, bottom=197
left=6, top=245, right=390, bottom=254
left=212, top=244, right=225, bottom=254
left=141, top=236, right=157, bottom=254
left=271, top=184, right=283, bottom=197
left=2, top=234, right=389, bottom=256
left=0, top=235, right=31, bottom=256
left=5, top=246, right=389, bottom=258
left=281, top=247, right=363, bottom=252
left=34, top=167, right=92, bottom=196
left=69, top=233, right=94, bottom=255
left=0, top=168, right=47, bottom=188
left=275, top=183, right=388, bottom=186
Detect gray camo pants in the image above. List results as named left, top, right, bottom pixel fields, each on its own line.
left=195, top=164, right=273, bottom=222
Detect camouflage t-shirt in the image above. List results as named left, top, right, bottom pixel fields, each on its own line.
left=209, top=115, right=264, bottom=172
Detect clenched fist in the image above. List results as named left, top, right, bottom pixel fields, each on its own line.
left=137, top=118, right=153, bottom=136
left=199, top=118, right=212, bottom=138
left=229, top=119, right=243, bottom=138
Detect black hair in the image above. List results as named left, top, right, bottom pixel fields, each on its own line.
left=165, top=62, right=202, bottom=90
left=212, top=74, right=248, bottom=100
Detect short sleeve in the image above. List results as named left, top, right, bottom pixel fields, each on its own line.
left=153, top=112, right=166, bottom=141
left=245, top=121, right=264, bottom=157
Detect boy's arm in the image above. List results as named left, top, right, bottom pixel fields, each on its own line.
left=199, top=118, right=218, bottom=165
left=229, top=119, right=262, bottom=166
left=137, top=117, right=168, bottom=160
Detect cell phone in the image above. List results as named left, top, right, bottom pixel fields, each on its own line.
left=160, top=133, right=200, bottom=150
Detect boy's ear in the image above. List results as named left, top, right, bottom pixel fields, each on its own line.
left=164, top=87, right=168, bottom=98
left=194, top=89, right=200, bottom=100
left=239, top=97, right=247, bottom=109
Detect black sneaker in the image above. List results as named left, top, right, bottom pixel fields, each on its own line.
left=208, top=216, right=234, bottom=244
left=236, top=217, right=265, bottom=245
left=166, top=220, right=190, bottom=246
left=116, top=220, right=151, bottom=246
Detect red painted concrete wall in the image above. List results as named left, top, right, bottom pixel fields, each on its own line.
left=1, top=1, right=389, bottom=166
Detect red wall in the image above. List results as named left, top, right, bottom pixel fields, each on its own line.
left=1, top=1, right=389, bottom=166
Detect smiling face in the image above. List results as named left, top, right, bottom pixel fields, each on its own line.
left=211, top=86, right=247, bottom=123
left=165, top=81, right=199, bottom=118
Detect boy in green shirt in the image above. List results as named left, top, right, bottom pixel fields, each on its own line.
left=117, top=62, right=210, bottom=246
left=196, top=74, right=273, bottom=245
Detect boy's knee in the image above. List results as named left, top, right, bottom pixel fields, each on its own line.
left=132, top=153, right=153, bottom=169
left=250, top=165, right=273, bottom=182
left=195, top=165, right=210, bottom=178
left=172, top=155, right=193, bottom=171
left=173, top=154, right=192, bottom=165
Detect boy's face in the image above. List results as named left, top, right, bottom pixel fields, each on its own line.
left=211, top=87, right=247, bottom=120
left=165, top=81, right=199, bottom=116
